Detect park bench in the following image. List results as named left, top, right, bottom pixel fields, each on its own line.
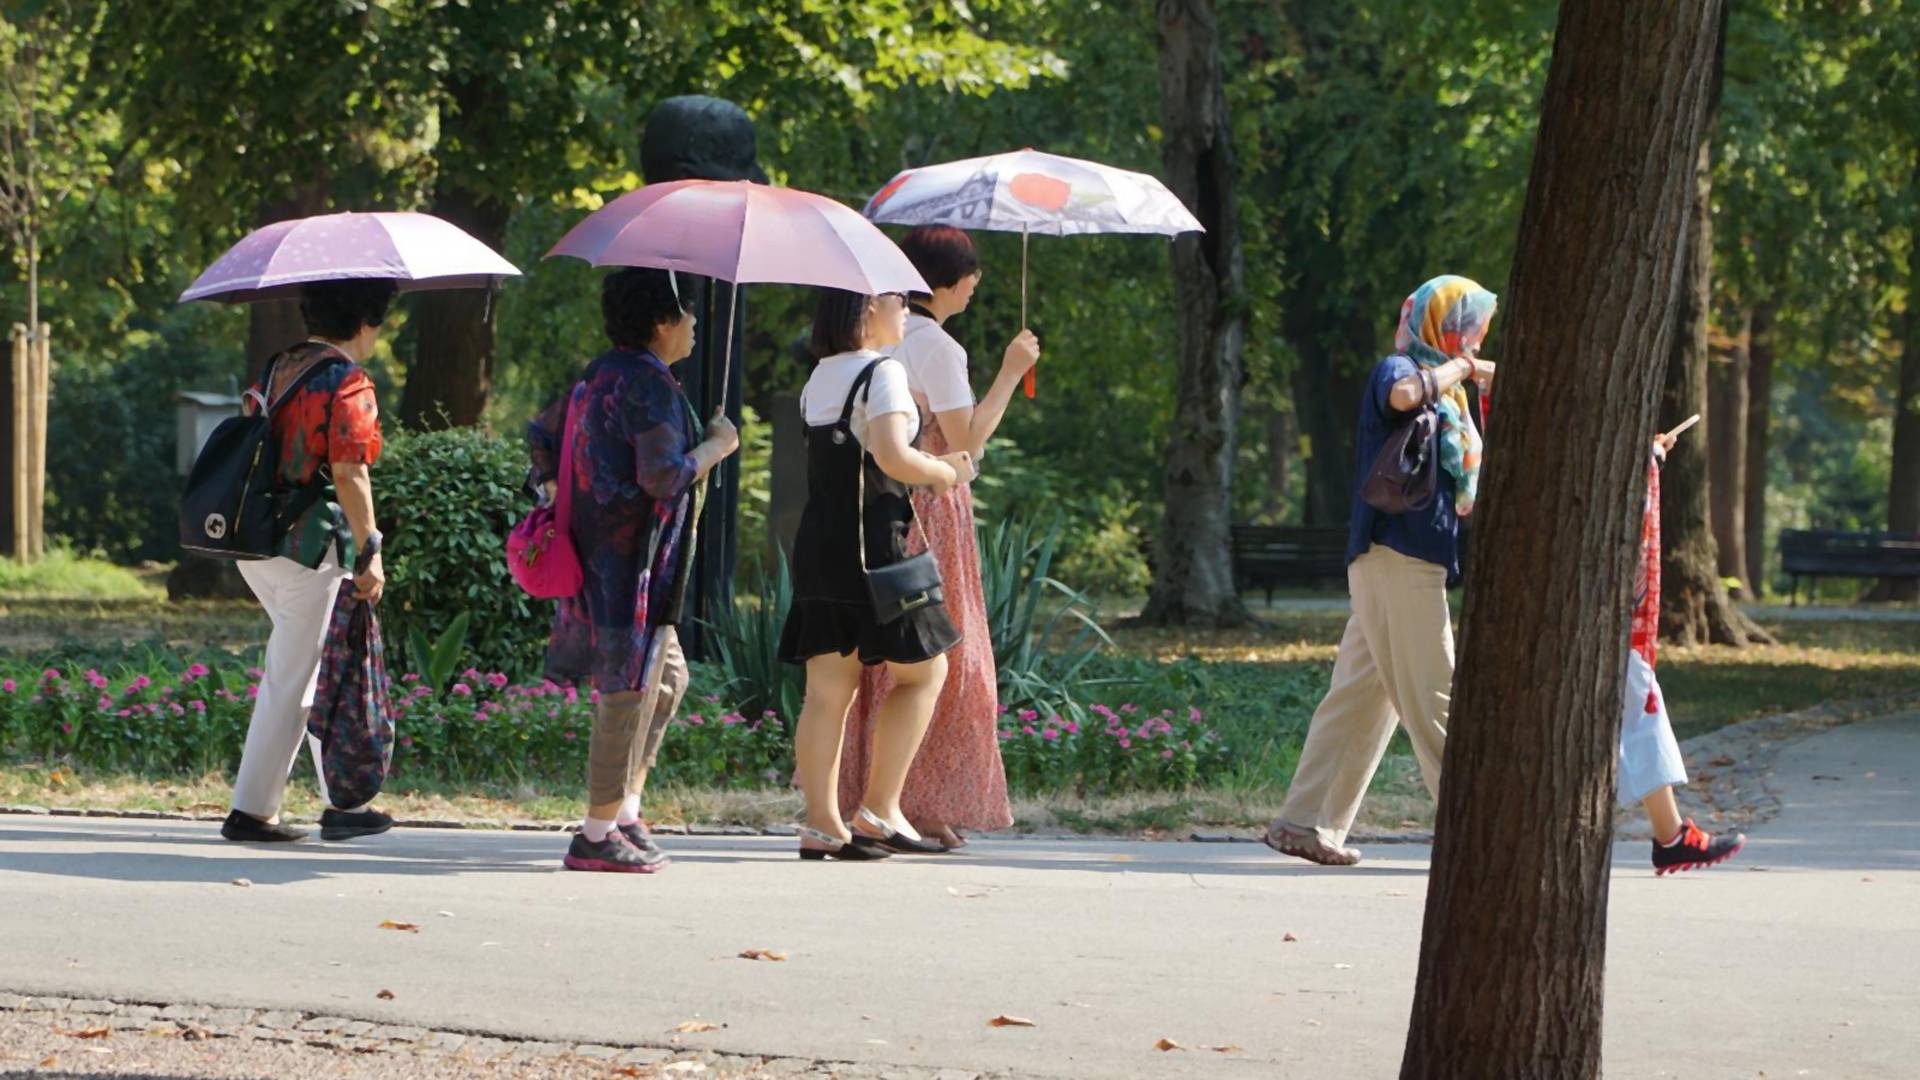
left=1778, top=529, right=1920, bottom=606
left=1229, top=524, right=1349, bottom=602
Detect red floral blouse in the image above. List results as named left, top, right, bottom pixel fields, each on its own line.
left=246, top=342, right=382, bottom=568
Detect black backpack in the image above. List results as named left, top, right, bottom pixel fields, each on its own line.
left=179, top=347, right=347, bottom=560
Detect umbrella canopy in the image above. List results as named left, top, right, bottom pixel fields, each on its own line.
left=546, top=179, right=929, bottom=296
left=862, top=148, right=1203, bottom=237
left=180, top=211, right=522, bottom=304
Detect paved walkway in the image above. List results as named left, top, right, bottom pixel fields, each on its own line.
left=3, top=715, right=1916, bottom=1078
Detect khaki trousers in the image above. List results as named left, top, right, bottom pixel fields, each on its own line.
left=1276, top=545, right=1452, bottom=847
left=586, top=627, right=690, bottom=806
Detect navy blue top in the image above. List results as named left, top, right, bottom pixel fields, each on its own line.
left=1344, top=354, right=1461, bottom=587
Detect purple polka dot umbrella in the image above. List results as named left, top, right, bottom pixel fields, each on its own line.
left=179, top=211, right=521, bottom=304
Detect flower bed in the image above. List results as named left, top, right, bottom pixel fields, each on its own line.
left=1, top=656, right=1227, bottom=797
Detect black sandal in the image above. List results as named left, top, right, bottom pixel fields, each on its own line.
left=797, top=825, right=892, bottom=861
left=853, top=808, right=950, bottom=855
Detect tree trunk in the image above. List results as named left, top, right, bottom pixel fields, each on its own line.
left=1400, top=4, right=1726, bottom=1078
left=398, top=183, right=510, bottom=429
left=1743, top=299, right=1776, bottom=593
left=1880, top=236, right=1920, bottom=601
left=246, top=186, right=329, bottom=383
left=1708, top=309, right=1750, bottom=595
left=1262, top=402, right=1293, bottom=520
left=1289, top=330, right=1370, bottom=527
left=1141, top=0, right=1248, bottom=628
left=1656, top=97, right=1770, bottom=645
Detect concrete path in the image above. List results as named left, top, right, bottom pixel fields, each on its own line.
left=3, top=715, right=1916, bottom=1078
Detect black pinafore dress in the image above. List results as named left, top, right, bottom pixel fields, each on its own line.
left=778, top=360, right=960, bottom=666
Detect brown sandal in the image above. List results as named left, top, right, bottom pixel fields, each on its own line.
left=1262, top=822, right=1362, bottom=866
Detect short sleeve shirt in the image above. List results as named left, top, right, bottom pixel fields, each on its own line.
left=800, top=351, right=919, bottom=447
left=248, top=342, right=383, bottom=569
left=1345, top=354, right=1461, bottom=586
left=889, top=314, right=974, bottom=413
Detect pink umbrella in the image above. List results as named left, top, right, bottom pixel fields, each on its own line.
left=547, top=179, right=929, bottom=296
left=180, top=211, right=521, bottom=304
left=547, top=179, right=929, bottom=402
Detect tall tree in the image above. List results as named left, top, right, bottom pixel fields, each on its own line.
left=1400, top=3, right=1725, bottom=1077
left=1743, top=297, right=1776, bottom=589
left=1656, top=54, right=1770, bottom=646
left=1887, top=170, right=1920, bottom=600
left=1708, top=311, right=1751, bottom=594
left=1144, top=0, right=1248, bottom=628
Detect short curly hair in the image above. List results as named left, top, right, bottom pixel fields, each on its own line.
left=602, top=267, right=689, bottom=349
left=300, top=279, right=398, bottom=341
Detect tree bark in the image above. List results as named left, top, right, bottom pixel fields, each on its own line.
left=1400, top=4, right=1726, bottom=1078
left=1655, top=92, right=1771, bottom=645
left=1743, top=299, right=1776, bottom=593
left=1142, top=0, right=1249, bottom=628
left=1288, top=325, right=1371, bottom=527
left=398, top=181, right=510, bottom=429
left=1708, top=309, right=1750, bottom=594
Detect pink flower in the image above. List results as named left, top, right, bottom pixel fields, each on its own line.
left=486, top=673, right=509, bottom=689
left=1, top=679, right=14, bottom=693
left=117, top=709, right=131, bottom=717
left=563, top=730, right=577, bottom=741
left=186, top=663, right=211, bottom=679
left=1189, top=707, right=1203, bottom=723
left=61, top=722, right=73, bottom=734
left=191, top=701, right=206, bottom=712
left=401, top=673, right=421, bottom=684
left=1120, top=703, right=1138, bottom=714
left=1161, top=749, right=1175, bottom=760
left=1017, top=709, right=1038, bottom=723
left=1119, top=738, right=1132, bottom=749
left=41, top=668, right=60, bottom=682
left=129, top=675, right=152, bottom=692
left=246, top=685, right=260, bottom=699
left=170, top=703, right=185, bottom=716
left=687, top=713, right=705, bottom=726
left=998, top=730, right=1013, bottom=740
left=84, top=669, right=109, bottom=690
left=400, top=736, right=414, bottom=748
left=463, top=667, right=481, bottom=679
left=1065, top=722, right=1080, bottom=735
left=723, top=713, right=745, bottom=726
left=1042, top=729, right=1060, bottom=742
left=451, top=683, right=472, bottom=696
left=246, top=667, right=264, bottom=679
left=97, top=695, right=112, bottom=710
left=1022, top=725, right=1036, bottom=735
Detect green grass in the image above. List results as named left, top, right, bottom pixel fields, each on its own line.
left=0, top=550, right=164, bottom=601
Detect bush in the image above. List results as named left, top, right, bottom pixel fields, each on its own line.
left=978, top=516, right=1117, bottom=722
left=379, top=426, right=548, bottom=679
left=697, top=558, right=804, bottom=724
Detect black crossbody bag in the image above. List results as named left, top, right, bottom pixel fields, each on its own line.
left=850, top=362, right=944, bottom=623
left=1361, top=364, right=1441, bottom=515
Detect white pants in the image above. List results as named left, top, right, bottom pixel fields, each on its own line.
left=1618, top=651, right=1688, bottom=805
left=231, top=550, right=351, bottom=819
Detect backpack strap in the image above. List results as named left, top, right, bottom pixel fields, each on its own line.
left=838, top=358, right=885, bottom=428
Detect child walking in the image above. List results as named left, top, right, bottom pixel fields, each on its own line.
left=1628, top=429, right=1746, bottom=875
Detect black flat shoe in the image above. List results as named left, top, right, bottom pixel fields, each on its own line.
left=797, top=826, right=891, bottom=861
left=320, top=807, right=394, bottom=842
left=854, top=807, right=950, bottom=855
left=221, top=810, right=306, bottom=843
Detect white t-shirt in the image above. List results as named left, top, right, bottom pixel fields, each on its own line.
left=889, top=314, right=974, bottom=414
left=800, top=350, right=919, bottom=447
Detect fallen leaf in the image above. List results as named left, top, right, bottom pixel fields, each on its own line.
left=673, top=1020, right=719, bottom=1033
left=738, top=949, right=789, bottom=962
left=1154, top=1037, right=1185, bottom=1051
left=60, top=1026, right=111, bottom=1040
left=376, top=989, right=396, bottom=1000
left=1282, top=932, right=1300, bottom=943
left=230, top=878, right=252, bottom=888
left=1861, top=876, right=1875, bottom=883
left=611, top=1069, right=643, bottom=1078
left=988, top=1015, right=1037, bottom=1028
left=180, top=1026, right=212, bottom=1042
left=1210, top=1045, right=1244, bottom=1053
left=1709, top=754, right=1736, bottom=767
left=1812, top=774, right=1843, bottom=781
left=378, top=920, right=420, bottom=933
left=38, top=1056, right=57, bottom=1068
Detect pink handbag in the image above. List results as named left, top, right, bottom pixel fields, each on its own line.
left=507, top=386, right=584, bottom=598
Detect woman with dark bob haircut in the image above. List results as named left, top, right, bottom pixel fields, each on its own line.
left=837, top=224, right=1038, bottom=850
left=528, top=266, right=741, bottom=873
left=222, top=277, right=397, bottom=845
left=778, top=287, right=976, bottom=860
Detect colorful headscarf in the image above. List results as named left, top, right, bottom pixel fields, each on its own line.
left=1393, top=275, right=1497, bottom=517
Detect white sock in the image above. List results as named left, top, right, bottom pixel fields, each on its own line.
left=581, top=817, right=615, bottom=843
left=616, top=794, right=642, bottom=825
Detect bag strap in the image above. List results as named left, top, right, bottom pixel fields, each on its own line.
left=554, top=382, right=581, bottom=535
left=849, top=360, right=934, bottom=576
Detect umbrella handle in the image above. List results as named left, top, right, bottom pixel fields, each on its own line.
left=1021, top=226, right=1034, bottom=399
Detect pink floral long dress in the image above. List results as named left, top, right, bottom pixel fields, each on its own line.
left=836, top=415, right=1013, bottom=831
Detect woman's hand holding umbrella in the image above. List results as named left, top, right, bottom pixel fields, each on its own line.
left=997, top=329, right=1041, bottom=402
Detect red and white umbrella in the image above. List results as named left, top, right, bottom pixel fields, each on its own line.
left=180, top=211, right=520, bottom=304
left=864, top=149, right=1202, bottom=397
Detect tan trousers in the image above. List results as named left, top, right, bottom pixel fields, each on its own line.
left=1276, top=545, right=1452, bottom=847
left=587, top=627, right=689, bottom=806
